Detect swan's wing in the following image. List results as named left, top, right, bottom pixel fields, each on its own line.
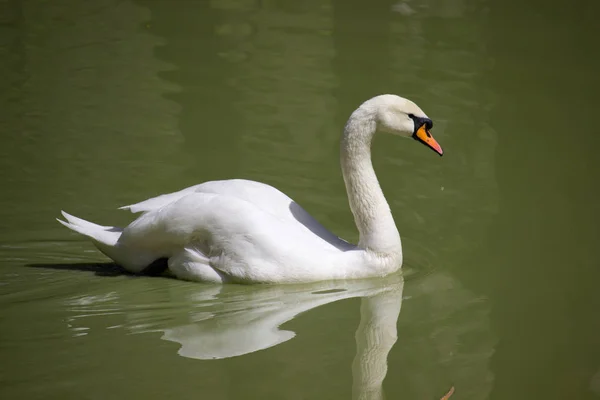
left=192, top=180, right=350, bottom=248
left=119, top=191, right=351, bottom=282
left=119, top=184, right=205, bottom=213
left=120, top=191, right=305, bottom=268
left=120, top=179, right=351, bottom=250
left=119, top=179, right=290, bottom=214
left=119, top=191, right=249, bottom=250
left=121, top=190, right=289, bottom=247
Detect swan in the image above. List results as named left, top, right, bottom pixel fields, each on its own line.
left=57, top=94, right=443, bottom=283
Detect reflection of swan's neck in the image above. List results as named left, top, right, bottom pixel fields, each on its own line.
left=341, top=107, right=401, bottom=257
left=352, top=290, right=402, bottom=400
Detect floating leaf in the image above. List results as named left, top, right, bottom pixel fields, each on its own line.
left=440, top=386, right=455, bottom=399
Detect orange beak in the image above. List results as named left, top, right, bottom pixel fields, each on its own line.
left=414, top=124, right=443, bottom=156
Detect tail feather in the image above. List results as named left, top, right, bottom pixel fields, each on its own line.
left=58, top=211, right=122, bottom=246
left=60, top=210, right=112, bottom=231
left=57, top=210, right=124, bottom=260
left=56, top=218, right=93, bottom=238
left=57, top=210, right=159, bottom=273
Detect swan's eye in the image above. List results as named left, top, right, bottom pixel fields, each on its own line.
left=408, top=113, right=415, bottom=119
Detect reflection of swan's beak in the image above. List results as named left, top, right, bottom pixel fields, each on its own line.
left=414, top=124, right=443, bottom=156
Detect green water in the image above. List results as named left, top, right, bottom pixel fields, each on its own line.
left=1, top=0, right=599, bottom=398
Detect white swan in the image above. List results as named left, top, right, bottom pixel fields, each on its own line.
left=57, top=94, right=443, bottom=283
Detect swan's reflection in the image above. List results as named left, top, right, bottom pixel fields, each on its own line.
left=159, top=275, right=403, bottom=399
left=62, top=273, right=402, bottom=398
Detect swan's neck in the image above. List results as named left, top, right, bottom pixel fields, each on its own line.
left=340, top=108, right=402, bottom=258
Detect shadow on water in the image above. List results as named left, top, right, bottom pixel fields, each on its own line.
left=26, top=259, right=171, bottom=277
left=26, top=262, right=128, bottom=277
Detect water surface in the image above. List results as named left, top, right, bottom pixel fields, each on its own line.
left=1, top=0, right=599, bottom=398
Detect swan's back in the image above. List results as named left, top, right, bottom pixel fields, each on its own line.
left=122, top=179, right=351, bottom=251
left=123, top=179, right=296, bottom=216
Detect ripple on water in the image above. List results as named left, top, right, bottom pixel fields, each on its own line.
left=400, top=235, right=441, bottom=282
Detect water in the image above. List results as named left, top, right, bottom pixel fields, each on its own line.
left=1, top=0, right=599, bottom=398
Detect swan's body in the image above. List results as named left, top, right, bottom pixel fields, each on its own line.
left=58, top=94, right=443, bottom=284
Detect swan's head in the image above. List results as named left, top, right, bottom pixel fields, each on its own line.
left=369, top=94, right=443, bottom=156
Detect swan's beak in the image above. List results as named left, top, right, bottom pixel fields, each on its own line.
left=414, top=124, right=443, bottom=156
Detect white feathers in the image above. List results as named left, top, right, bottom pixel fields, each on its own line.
left=57, top=211, right=121, bottom=247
